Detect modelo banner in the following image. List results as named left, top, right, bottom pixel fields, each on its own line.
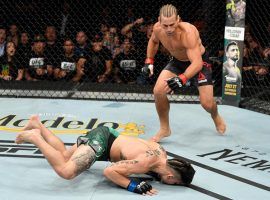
left=222, top=0, right=246, bottom=106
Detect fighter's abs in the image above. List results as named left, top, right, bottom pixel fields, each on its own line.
left=169, top=48, right=189, bottom=61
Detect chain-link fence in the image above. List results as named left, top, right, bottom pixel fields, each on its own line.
left=0, top=0, right=225, bottom=102
left=2, top=0, right=269, bottom=115
left=239, top=0, right=270, bottom=114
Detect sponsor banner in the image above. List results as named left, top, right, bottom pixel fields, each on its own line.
left=225, top=26, right=245, bottom=41
left=222, top=40, right=243, bottom=105
left=222, top=0, right=246, bottom=106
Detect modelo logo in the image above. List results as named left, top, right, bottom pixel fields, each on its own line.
left=0, top=115, right=144, bottom=136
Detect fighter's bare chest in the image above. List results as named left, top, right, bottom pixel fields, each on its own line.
left=160, top=38, right=186, bottom=54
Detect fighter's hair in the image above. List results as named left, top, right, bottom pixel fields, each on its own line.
left=167, top=158, right=195, bottom=186
left=159, top=4, right=178, bottom=18
left=226, top=41, right=238, bottom=52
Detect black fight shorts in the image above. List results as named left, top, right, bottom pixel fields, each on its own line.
left=164, top=56, right=213, bottom=87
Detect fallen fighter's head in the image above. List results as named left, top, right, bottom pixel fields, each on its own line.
left=158, top=158, right=196, bottom=186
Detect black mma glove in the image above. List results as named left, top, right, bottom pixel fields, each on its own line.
left=167, top=74, right=188, bottom=92
left=141, top=58, right=154, bottom=77
left=127, top=180, right=152, bottom=194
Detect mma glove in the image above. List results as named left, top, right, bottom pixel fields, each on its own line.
left=127, top=180, right=152, bottom=195
left=141, top=58, right=154, bottom=77
left=166, top=74, right=188, bottom=92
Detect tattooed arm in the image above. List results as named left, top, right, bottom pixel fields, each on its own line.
left=103, top=155, right=152, bottom=188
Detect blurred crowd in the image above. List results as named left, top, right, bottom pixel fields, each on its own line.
left=0, top=0, right=269, bottom=88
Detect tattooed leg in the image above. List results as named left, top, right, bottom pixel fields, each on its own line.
left=16, top=129, right=77, bottom=179
left=68, top=145, right=96, bottom=176
left=16, top=130, right=96, bottom=179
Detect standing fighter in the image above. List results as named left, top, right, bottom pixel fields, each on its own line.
left=141, top=4, right=226, bottom=142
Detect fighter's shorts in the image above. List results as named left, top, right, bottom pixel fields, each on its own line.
left=77, top=126, right=119, bottom=161
left=164, top=55, right=213, bottom=87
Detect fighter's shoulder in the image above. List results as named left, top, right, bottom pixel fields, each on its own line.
left=153, top=22, right=161, bottom=32
left=179, top=22, right=198, bottom=34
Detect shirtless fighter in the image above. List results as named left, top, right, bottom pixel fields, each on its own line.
left=15, top=115, right=195, bottom=196
left=142, top=4, right=226, bottom=142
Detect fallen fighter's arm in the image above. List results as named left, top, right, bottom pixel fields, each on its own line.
left=103, top=155, right=157, bottom=195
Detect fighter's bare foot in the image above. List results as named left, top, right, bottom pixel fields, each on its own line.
left=22, top=115, right=42, bottom=131
left=212, top=114, right=226, bottom=134
left=15, top=129, right=42, bottom=144
left=150, top=128, right=171, bottom=143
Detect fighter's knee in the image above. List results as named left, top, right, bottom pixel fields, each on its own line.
left=57, top=169, right=76, bottom=180
left=200, top=100, right=214, bottom=112
left=153, top=85, right=165, bottom=95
